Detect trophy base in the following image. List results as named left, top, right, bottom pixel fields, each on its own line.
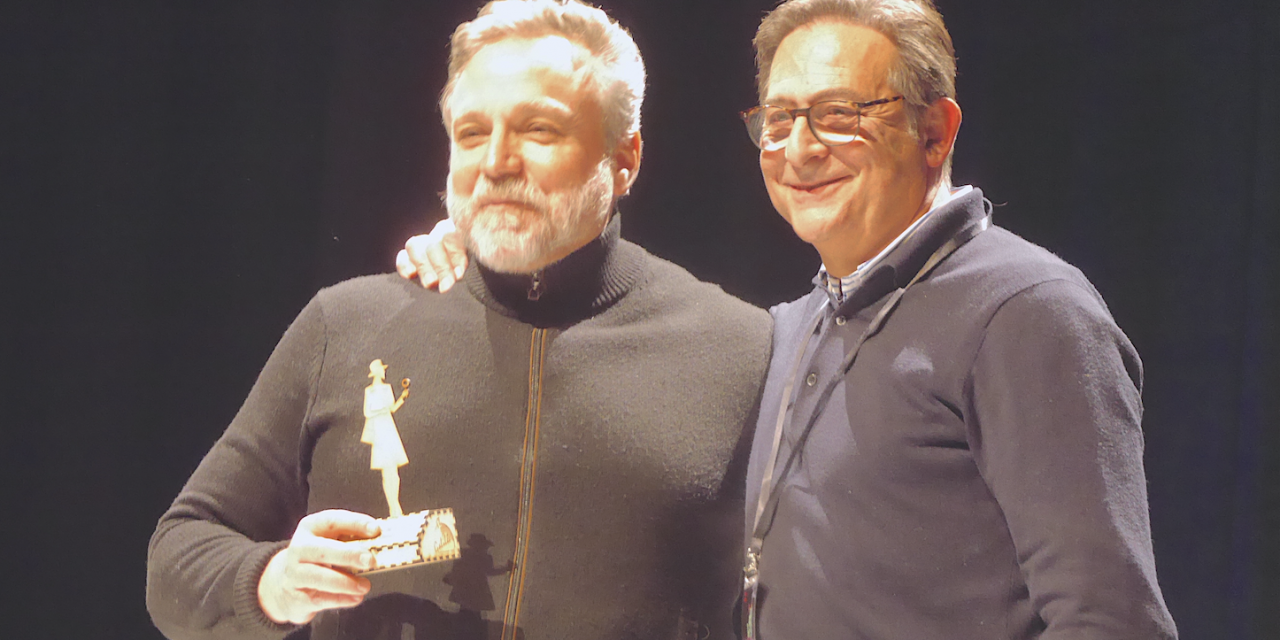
left=350, top=507, right=460, bottom=574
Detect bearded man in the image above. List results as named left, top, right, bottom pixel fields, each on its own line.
left=145, top=2, right=770, bottom=639
left=400, top=0, right=1177, bottom=637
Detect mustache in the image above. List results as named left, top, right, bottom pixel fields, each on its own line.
left=469, top=177, right=547, bottom=210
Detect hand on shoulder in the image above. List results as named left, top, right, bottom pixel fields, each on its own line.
left=395, top=218, right=468, bottom=293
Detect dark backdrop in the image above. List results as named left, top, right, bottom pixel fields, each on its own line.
left=3, top=1, right=1276, bottom=638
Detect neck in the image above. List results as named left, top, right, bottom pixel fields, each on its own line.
left=818, top=181, right=948, bottom=278
left=463, top=214, right=643, bottom=327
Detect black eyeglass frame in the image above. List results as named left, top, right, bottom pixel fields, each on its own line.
left=739, top=95, right=905, bottom=151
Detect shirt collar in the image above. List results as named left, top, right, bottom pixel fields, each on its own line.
left=818, top=185, right=974, bottom=303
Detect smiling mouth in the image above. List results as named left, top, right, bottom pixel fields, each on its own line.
left=479, top=199, right=535, bottom=209
left=787, top=176, right=850, bottom=193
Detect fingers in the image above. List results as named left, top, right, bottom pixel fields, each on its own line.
left=424, top=227, right=468, bottom=293
left=442, top=233, right=468, bottom=281
left=290, top=534, right=376, bottom=572
left=294, top=588, right=366, bottom=612
left=434, top=220, right=467, bottom=289
left=259, top=511, right=383, bottom=624
left=264, top=563, right=369, bottom=624
left=430, top=217, right=457, bottom=237
left=297, top=509, right=380, bottom=540
left=259, top=549, right=371, bottom=624
left=293, top=510, right=380, bottom=572
left=404, top=234, right=441, bottom=290
left=403, top=218, right=469, bottom=292
left=287, top=560, right=373, bottom=596
left=425, top=242, right=459, bottom=292
left=395, top=249, right=417, bottom=279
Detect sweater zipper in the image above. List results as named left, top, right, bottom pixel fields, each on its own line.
left=502, top=328, right=547, bottom=638
left=527, top=270, right=543, bottom=301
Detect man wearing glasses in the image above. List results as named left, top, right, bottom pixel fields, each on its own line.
left=402, top=0, right=1176, bottom=637
left=736, top=1, right=1176, bottom=637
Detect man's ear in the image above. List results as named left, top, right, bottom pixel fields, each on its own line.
left=612, top=130, right=642, bottom=196
left=922, top=97, right=962, bottom=169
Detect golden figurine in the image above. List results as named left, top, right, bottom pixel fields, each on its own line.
left=355, top=359, right=460, bottom=574
left=362, top=359, right=411, bottom=517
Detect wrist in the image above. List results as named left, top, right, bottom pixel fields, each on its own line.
left=257, top=549, right=291, bottom=624
left=234, top=541, right=297, bottom=631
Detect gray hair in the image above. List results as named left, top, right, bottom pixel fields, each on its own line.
left=754, top=0, right=956, bottom=182
left=440, top=0, right=646, bottom=153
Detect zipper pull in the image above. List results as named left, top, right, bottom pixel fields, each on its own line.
left=527, top=271, right=543, bottom=301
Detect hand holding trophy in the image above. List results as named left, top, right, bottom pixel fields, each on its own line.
left=258, top=360, right=462, bottom=624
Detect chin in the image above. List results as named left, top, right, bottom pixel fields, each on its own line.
left=469, top=230, right=547, bottom=274
left=780, top=203, right=846, bottom=244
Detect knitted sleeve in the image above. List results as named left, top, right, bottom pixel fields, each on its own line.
left=968, top=278, right=1177, bottom=638
left=146, top=297, right=328, bottom=640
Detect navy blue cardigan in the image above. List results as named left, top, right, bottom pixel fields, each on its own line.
left=745, top=189, right=1176, bottom=639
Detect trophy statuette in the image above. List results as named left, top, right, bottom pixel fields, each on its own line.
left=353, top=359, right=461, bottom=573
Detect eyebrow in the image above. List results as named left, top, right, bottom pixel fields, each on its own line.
left=516, top=97, right=574, bottom=119
left=452, top=97, right=575, bottom=123
left=763, top=88, right=871, bottom=107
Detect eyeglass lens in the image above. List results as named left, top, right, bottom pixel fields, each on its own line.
left=750, top=101, right=862, bottom=150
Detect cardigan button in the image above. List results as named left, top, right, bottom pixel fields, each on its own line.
left=806, top=372, right=818, bottom=386
left=835, top=316, right=847, bottom=326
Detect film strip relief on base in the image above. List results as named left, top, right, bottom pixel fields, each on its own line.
left=352, top=508, right=461, bottom=574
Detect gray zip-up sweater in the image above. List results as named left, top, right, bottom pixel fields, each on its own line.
left=745, top=189, right=1176, bottom=639
left=147, top=216, right=771, bottom=640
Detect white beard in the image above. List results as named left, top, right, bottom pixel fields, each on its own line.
left=445, top=159, right=614, bottom=274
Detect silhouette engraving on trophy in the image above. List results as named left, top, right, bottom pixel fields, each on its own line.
left=351, top=359, right=461, bottom=574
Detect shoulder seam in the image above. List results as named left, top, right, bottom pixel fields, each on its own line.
left=962, top=276, right=1085, bottom=384
left=961, top=276, right=1092, bottom=421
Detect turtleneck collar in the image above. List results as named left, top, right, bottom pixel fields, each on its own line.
left=461, top=214, right=645, bottom=328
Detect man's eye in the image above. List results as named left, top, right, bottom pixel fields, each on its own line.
left=764, top=109, right=792, bottom=125
left=525, top=123, right=561, bottom=141
left=455, top=128, right=487, bottom=143
left=814, top=105, right=859, bottom=131
left=816, top=103, right=858, bottom=119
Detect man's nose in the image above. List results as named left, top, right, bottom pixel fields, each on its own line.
left=784, top=115, right=828, bottom=166
left=482, top=130, right=522, bottom=178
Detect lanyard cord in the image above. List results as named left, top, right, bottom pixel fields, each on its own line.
left=748, top=214, right=991, bottom=555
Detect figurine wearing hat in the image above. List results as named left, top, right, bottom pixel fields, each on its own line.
left=362, top=358, right=410, bottom=517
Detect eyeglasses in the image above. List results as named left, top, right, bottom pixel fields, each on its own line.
left=740, top=96, right=904, bottom=151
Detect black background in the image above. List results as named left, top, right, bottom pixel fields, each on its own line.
left=3, top=1, right=1276, bottom=638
